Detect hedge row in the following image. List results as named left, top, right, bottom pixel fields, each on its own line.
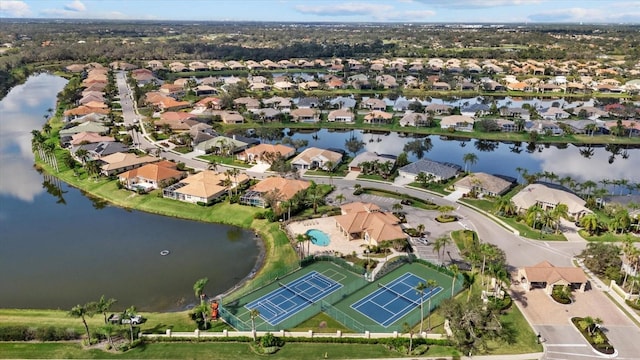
left=144, top=334, right=452, bottom=347
left=0, top=326, right=80, bottom=341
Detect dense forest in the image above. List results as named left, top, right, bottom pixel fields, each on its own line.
left=1, top=20, right=639, bottom=98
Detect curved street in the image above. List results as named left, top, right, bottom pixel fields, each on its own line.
left=114, top=71, right=640, bottom=360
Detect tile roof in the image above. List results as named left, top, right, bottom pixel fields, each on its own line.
left=250, top=177, right=310, bottom=201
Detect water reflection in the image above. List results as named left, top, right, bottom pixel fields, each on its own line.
left=279, top=128, right=639, bottom=183
left=0, top=74, right=68, bottom=202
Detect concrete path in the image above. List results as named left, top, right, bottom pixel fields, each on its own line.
left=344, top=170, right=360, bottom=180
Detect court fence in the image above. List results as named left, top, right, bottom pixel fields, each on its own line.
left=221, top=262, right=301, bottom=304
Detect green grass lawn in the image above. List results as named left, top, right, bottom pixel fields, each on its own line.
left=0, top=341, right=412, bottom=359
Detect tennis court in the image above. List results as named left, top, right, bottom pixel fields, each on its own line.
left=244, top=270, right=343, bottom=326
left=350, top=272, right=443, bottom=327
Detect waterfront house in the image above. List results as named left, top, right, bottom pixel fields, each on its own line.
left=398, top=158, right=460, bottom=182
left=399, top=112, right=430, bottom=127
left=236, top=143, right=295, bottom=164
left=118, top=162, right=185, bottom=192
left=290, top=108, right=319, bottom=123
left=291, top=147, right=343, bottom=171
left=363, top=110, right=393, bottom=125
left=99, top=152, right=160, bottom=176
left=454, top=172, right=515, bottom=197
left=440, top=115, right=476, bottom=132
left=163, top=170, right=249, bottom=205
left=511, top=183, right=591, bottom=220
left=327, top=109, right=354, bottom=123
left=240, top=176, right=310, bottom=208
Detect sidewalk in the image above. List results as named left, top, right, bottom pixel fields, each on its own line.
left=351, top=354, right=543, bottom=360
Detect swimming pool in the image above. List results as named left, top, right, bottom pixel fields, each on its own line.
left=306, top=229, right=330, bottom=247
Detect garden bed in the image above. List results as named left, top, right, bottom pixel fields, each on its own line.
left=571, top=317, right=615, bottom=355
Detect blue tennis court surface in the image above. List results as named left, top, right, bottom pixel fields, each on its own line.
left=245, top=271, right=342, bottom=326
left=351, top=272, right=443, bottom=327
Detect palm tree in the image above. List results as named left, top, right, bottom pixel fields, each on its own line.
left=426, top=279, right=438, bottom=332
left=296, top=234, right=307, bottom=259
left=123, top=305, right=138, bottom=343
left=69, top=304, right=94, bottom=343
left=193, top=277, right=209, bottom=328
left=494, top=197, right=516, bottom=216
left=551, top=203, right=569, bottom=234
left=416, top=224, right=425, bottom=237
left=438, top=205, right=455, bottom=220
left=249, top=308, right=260, bottom=341
left=462, top=153, right=478, bottom=173
left=580, top=213, right=600, bottom=235
left=401, top=322, right=414, bottom=355
left=305, top=185, right=324, bottom=214
left=75, top=148, right=89, bottom=164
left=449, top=264, right=460, bottom=297
left=415, top=282, right=427, bottom=334
left=525, top=205, right=543, bottom=230
left=463, top=271, right=477, bottom=302
left=433, top=235, right=452, bottom=264
left=335, top=193, right=346, bottom=205
left=95, top=295, right=117, bottom=324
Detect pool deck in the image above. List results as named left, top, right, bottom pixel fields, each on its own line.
left=287, top=217, right=369, bottom=256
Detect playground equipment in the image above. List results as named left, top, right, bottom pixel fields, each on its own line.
left=210, top=300, right=219, bottom=320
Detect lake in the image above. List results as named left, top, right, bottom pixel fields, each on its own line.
left=0, top=74, right=261, bottom=312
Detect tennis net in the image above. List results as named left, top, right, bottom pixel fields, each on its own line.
left=279, top=281, right=316, bottom=304
left=378, top=282, right=421, bottom=307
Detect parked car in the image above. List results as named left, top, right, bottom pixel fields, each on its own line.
left=108, top=313, right=146, bottom=325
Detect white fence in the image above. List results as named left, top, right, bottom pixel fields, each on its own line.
left=141, top=329, right=446, bottom=340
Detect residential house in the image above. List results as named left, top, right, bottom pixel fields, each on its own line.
left=500, top=107, right=530, bottom=121
left=236, top=143, right=295, bottom=164
left=425, top=103, right=452, bottom=115
left=398, top=158, right=460, bottom=182
left=333, top=202, right=407, bottom=246
left=495, top=119, right=519, bottom=132
left=233, top=97, right=260, bottom=110
left=361, top=98, right=387, bottom=111
left=157, top=97, right=190, bottom=112
left=163, top=170, right=249, bottom=205
left=194, top=135, right=250, bottom=155
left=67, top=132, right=115, bottom=147
left=537, top=83, right=563, bottom=93
left=118, top=162, right=185, bottom=192
left=511, top=182, right=591, bottom=219
left=327, top=109, right=354, bottom=123
left=454, top=172, right=514, bottom=197
left=220, top=111, right=245, bottom=124
left=431, top=82, right=451, bottom=91
left=239, top=177, right=310, bottom=208
left=273, top=81, right=295, bottom=91
left=461, top=103, right=490, bottom=117
left=440, top=115, right=476, bottom=132
left=291, top=147, right=343, bottom=171
left=63, top=106, right=109, bottom=121
left=399, top=112, right=430, bottom=127
left=248, top=108, right=282, bottom=122
left=290, top=108, right=319, bottom=123
left=193, top=97, right=223, bottom=111
left=297, top=97, right=320, bottom=108
left=348, top=152, right=396, bottom=172
left=99, top=152, right=160, bottom=176
left=193, top=85, right=217, bottom=96
left=540, top=107, right=570, bottom=120
left=517, top=261, right=588, bottom=294
left=557, top=119, right=598, bottom=135
left=507, top=82, right=534, bottom=92
left=527, top=120, right=564, bottom=136
left=71, top=141, right=129, bottom=162
left=363, top=110, right=393, bottom=124
left=59, top=121, right=110, bottom=137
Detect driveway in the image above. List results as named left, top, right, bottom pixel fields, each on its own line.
left=513, top=284, right=640, bottom=359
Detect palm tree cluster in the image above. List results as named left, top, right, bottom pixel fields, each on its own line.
left=357, top=159, right=395, bottom=179
left=69, top=295, right=134, bottom=347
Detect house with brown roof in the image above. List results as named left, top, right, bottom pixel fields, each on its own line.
left=361, top=98, right=387, bottom=111
left=517, top=261, right=589, bottom=294
left=236, top=143, right=295, bottom=164
left=240, top=176, right=310, bottom=208
left=118, top=162, right=185, bottom=192
left=99, top=152, right=160, bottom=176
left=363, top=110, right=393, bottom=124
left=440, top=115, right=476, bottom=132
left=291, top=147, right=343, bottom=171
left=69, top=132, right=115, bottom=147
left=163, top=170, right=249, bottom=205
left=290, top=108, right=319, bottom=123
left=157, top=98, right=190, bottom=112
left=454, top=172, right=514, bottom=197
left=327, top=109, right=354, bottom=123
left=333, top=202, right=407, bottom=246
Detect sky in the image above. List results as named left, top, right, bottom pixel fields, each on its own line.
left=0, top=0, right=639, bottom=23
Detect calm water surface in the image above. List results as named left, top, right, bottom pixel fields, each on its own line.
left=0, top=74, right=260, bottom=311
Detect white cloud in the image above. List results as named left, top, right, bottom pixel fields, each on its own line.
left=415, top=0, right=544, bottom=8
left=64, top=0, right=86, bottom=12
left=528, top=7, right=640, bottom=23
left=295, top=2, right=394, bottom=17
left=0, top=1, right=31, bottom=17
